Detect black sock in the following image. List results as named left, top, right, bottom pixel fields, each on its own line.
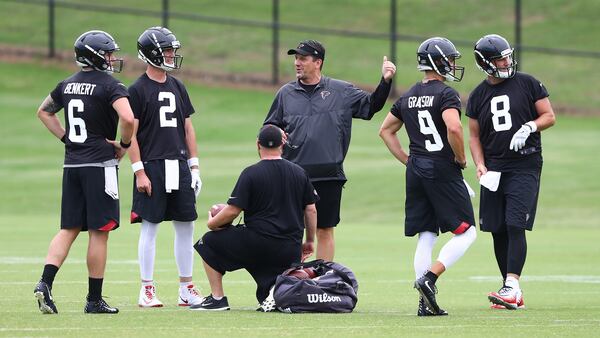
left=425, top=271, right=438, bottom=284
left=88, top=277, right=103, bottom=301
left=41, top=264, right=59, bottom=289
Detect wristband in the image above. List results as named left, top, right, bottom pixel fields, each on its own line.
left=60, top=135, right=66, bottom=144
left=188, top=157, right=199, bottom=168
left=131, top=161, right=144, bottom=173
left=119, top=139, right=131, bottom=149
left=525, top=121, right=538, bottom=132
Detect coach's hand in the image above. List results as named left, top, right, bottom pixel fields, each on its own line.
left=191, top=169, right=202, bottom=197
left=476, top=163, right=488, bottom=180
left=382, top=56, right=397, bottom=83
left=509, top=121, right=537, bottom=152
left=135, top=170, right=152, bottom=196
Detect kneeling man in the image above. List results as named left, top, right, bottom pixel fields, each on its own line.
left=192, top=125, right=318, bottom=310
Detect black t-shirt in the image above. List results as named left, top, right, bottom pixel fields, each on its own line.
left=129, top=73, right=195, bottom=161
left=390, top=80, right=461, bottom=163
left=227, top=159, right=318, bottom=243
left=50, top=70, right=128, bottom=165
left=466, top=72, right=549, bottom=171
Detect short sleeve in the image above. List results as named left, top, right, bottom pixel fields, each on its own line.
left=303, top=177, right=319, bottom=206
left=529, top=76, right=549, bottom=102
left=49, top=81, right=65, bottom=109
left=107, top=80, right=129, bottom=105
left=440, top=87, right=461, bottom=115
left=227, top=169, right=251, bottom=210
left=179, top=82, right=195, bottom=118
left=128, top=86, right=142, bottom=119
left=390, top=97, right=403, bottom=121
left=466, top=91, right=479, bottom=119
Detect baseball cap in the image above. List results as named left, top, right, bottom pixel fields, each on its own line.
left=287, top=40, right=325, bottom=60
left=258, top=125, right=283, bottom=148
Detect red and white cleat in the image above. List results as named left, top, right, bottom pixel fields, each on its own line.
left=488, top=286, right=523, bottom=310
left=178, top=284, right=203, bottom=306
left=138, top=284, right=164, bottom=308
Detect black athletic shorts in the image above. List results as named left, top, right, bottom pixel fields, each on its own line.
left=479, top=170, right=541, bottom=233
left=312, top=180, right=345, bottom=228
left=404, top=156, right=475, bottom=237
left=194, top=225, right=301, bottom=303
left=131, top=159, right=197, bottom=224
left=61, top=167, right=119, bottom=231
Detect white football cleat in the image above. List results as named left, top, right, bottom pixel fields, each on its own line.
left=178, top=284, right=203, bottom=306
left=138, top=284, right=164, bottom=308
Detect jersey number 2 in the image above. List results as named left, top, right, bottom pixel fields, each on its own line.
left=67, top=99, right=87, bottom=143
left=490, top=95, right=512, bottom=131
left=418, top=110, right=443, bottom=152
left=159, top=92, right=177, bottom=128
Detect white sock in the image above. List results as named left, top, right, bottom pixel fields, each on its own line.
left=437, top=226, right=477, bottom=269
left=173, top=221, right=195, bottom=278
left=142, top=281, right=154, bottom=287
left=212, top=295, right=223, bottom=300
left=414, top=231, right=438, bottom=279
left=180, top=282, right=191, bottom=289
left=506, top=276, right=520, bottom=289
left=139, top=220, right=159, bottom=281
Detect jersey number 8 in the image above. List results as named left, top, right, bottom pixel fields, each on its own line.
left=490, top=95, right=512, bottom=132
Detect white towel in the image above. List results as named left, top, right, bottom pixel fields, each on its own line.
left=463, top=179, right=476, bottom=198
left=165, top=159, right=179, bottom=193
left=479, top=171, right=501, bottom=192
left=104, top=166, right=119, bottom=200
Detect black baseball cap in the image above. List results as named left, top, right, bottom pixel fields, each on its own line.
left=287, top=40, right=325, bottom=60
left=258, top=125, right=283, bottom=148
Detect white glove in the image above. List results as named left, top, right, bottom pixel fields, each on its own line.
left=509, top=121, right=537, bottom=152
left=190, top=168, right=202, bottom=197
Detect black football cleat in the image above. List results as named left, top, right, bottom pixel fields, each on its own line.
left=414, top=275, right=442, bottom=314
left=417, top=296, right=448, bottom=316
left=189, top=294, right=230, bottom=311
left=84, top=298, right=119, bottom=314
left=34, top=281, right=58, bottom=314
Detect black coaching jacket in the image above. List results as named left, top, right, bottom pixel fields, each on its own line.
left=264, top=76, right=391, bottom=182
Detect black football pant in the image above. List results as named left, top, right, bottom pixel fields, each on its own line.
left=492, top=228, right=527, bottom=280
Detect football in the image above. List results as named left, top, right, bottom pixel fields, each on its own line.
left=210, top=203, right=227, bottom=217
left=287, top=269, right=310, bottom=280
left=303, top=267, right=317, bottom=279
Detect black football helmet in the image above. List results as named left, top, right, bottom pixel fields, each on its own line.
left=137, top=26, right=183, bottom=71
left=417, top=37, right=464, bottom=82
left=474, top=34, right=517, bottom=78
left=74, top=30, right=123, bottom=73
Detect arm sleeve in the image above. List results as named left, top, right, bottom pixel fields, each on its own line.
left=465, top=92, right=478, bottom=119
left=529, top=76, right=550, bottom=101
left=440, top=87, right=462, bottom=115
left=347, top=77, right=392, bottom=120
left=303, top=176, right=319, bottom=206
left=263, top=88, right=285, bottom=128
left=49, top=81, right=65, bottom=111
left=128, top=86, right=142, bottom=119
left=107, top=80, right=129, bottom=105
left=178, top=80, right=195, bottom=118
left=389, top=97, right=403, bottom=121
left=227, top=169, right=251, bottom=210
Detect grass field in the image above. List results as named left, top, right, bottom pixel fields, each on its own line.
left=1, top=61, right=600, bottom=337
left=1, top=0, right=600, bottom=110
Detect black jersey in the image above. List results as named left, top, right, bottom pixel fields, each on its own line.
left=129, top=73, right=195, bottom=161
left=466, top=72, right=549, bottom=171
left=227, top=159, right=318, bottom=243
left=49, top=70, right=128, bottom=165
left=390, top=80, right=461, bottom=162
